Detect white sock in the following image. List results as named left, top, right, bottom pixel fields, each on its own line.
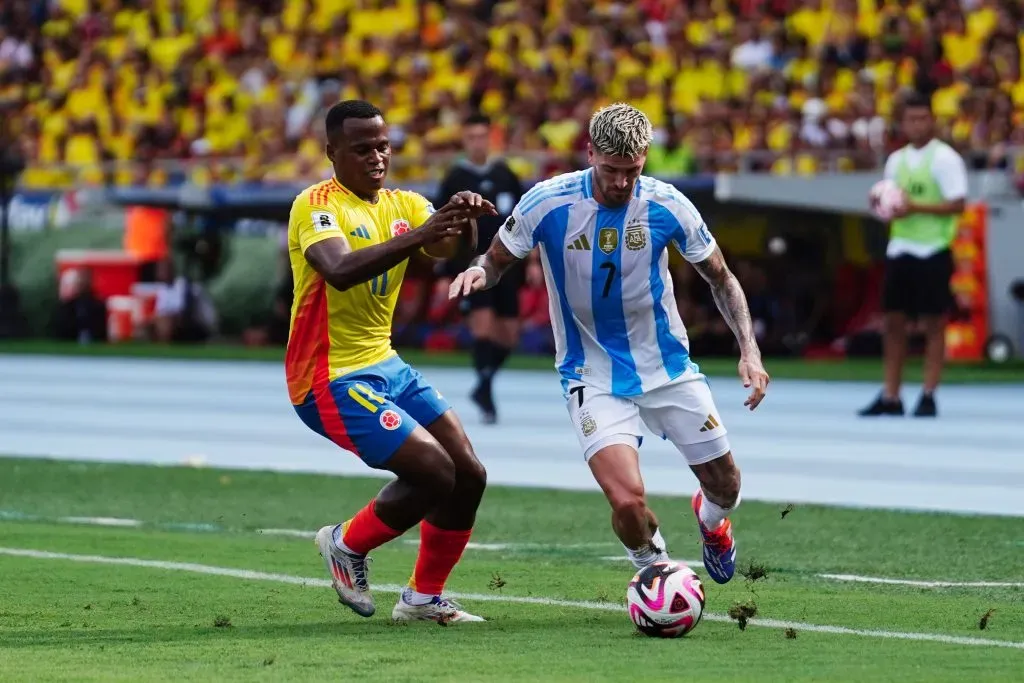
left=699, top=493, right=739, bottom=530
left=625, top=528, right=670, bottom=569
left=402, top=586, right=436, bottom=606
left=331, top=524, right=357, bottom=555
left=650, top=528, right=668, bottom=555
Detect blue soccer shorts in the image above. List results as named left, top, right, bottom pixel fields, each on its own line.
left=293, top=355, right=450, bottom=467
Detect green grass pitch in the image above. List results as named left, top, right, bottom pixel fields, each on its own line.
left=0, top=457, right=1022, bottom=682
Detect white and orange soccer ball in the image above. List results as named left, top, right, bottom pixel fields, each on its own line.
left=868, top=179, right=907, bottom=221
left=626, top=561, right=705, bottom=638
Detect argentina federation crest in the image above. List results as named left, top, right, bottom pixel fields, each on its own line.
left=625, top=221, right=647, bottom=251
left=598, top=227, right=619, bottom=255
left=580, top=411, right=597, bottom=437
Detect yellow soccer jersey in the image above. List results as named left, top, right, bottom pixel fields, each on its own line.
left=285, top=177, right=434, bottom=405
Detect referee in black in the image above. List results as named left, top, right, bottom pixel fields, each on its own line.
left=436, top=113, right=525, bottom=424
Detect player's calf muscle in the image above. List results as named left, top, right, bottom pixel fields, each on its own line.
left=424, top=419, right=487, bottom=530
left=374, top=435, right=458, bottom=530
left=691, top=455, right=741, bottom=506
left=609, top=496, right=652, bottom=549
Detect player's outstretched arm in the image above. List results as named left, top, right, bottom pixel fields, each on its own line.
left=305, top=203, right=472, bottom=292
left=692, top=246, right=770, bottom=410
left=447, top=232, right=522, bottom=299
left=420, top=191, right=494, bottom=260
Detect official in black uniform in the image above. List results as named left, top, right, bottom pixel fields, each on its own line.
left=436, top=113, right=525, bottom=424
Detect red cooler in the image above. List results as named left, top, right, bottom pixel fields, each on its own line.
left=55, top=250, right=141, bottom=301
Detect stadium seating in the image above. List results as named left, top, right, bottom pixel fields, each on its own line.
left=2, top=0, right=1022, bottom=189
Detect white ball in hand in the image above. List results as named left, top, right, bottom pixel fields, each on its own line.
left=868, top=180, right=907, bottom=221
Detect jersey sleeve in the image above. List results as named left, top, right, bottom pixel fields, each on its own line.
left=659, top=186, right=717, bottom=263
left=932, top=146, right=968, bottom=200
left=882, top=151, right=899, bottom=182
left=403, top=191, right=437, bottom=230
left=290, top=193, right=348, bottom=254
left=496, top=200, right=538, bottom=259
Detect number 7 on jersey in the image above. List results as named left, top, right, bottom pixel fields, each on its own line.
left=599, top=263, right=616, bottom=298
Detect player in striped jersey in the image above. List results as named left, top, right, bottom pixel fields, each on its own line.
left=288, top=100, right=496, bottom=623
left=449, top=104, right=770, bottom=584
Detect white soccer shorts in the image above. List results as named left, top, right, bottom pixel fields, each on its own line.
left=565, top=372, right=731, bottom=466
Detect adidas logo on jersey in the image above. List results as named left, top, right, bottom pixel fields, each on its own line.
left=349, top=225, right=371, bottom=239
left=698, top=414, right=720, bottom=433
left=567, top=234, right=592, bottom=251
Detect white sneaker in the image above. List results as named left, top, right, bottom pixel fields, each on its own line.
left=314, top=525, right=375, bottom=617
left=392, top=591, right=486, bottom=624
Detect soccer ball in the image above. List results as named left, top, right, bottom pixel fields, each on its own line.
left=868, top=179, right=907, bottom=221
left=626, top=561, right=705, bottom=638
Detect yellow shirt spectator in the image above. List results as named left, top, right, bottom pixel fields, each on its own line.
left=685, top=20, right=715, bottom=47
left=931, top=82, right=969, bottom=120
left=767, top=122, right=792, bottom=151
left=65, top=133, right=101, bottom=167
left=733, top=125, right=755, bottom=152
left=967, top=5, right=997, bottom=42
left=20, top=166, right=71, bottom=189
left=269, top=33, right=296, bottom=70
left=1009, top=80, right=1024, bottom=110
left=864, top=59, right=894, bottom=88
left=786, top=57, right=818, bottom=87
left=788, top=7, right=830, bottom=47
left=772, top=153, right=819, bottom=176
left=538, top=118, right=581, bottom=153
left=349, top=1, right=418, bottom=39
left=941, top=30, right=981, bottom=72
left=671, top=68, right=702, bottom=115
left=149, top=31, right=196, bottom=74
left=630, top=93, right=665, bottom=128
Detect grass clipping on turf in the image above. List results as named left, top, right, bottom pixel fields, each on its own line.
left=728, top=601, right=758, bottom=631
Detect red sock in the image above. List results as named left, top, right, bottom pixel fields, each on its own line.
left=409, top=521, right=472, bottom=596
left=340, top=500, right=403, bottom=555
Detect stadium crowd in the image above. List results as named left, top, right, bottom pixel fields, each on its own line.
left=2, top=0, right=1023, bottom=189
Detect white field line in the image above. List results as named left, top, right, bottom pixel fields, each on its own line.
left=11, top=514, right=1024, bottom=588
left=1, top=547, right=1022, bottom=651
left=258, top=529, right=617, bottom=552
left=257, top=528, right=314, bottom=538
left=59, top=516, right=143, bottom=527
left=2, top=511, right=618, bottom=551
left=820, top=574, right=1024, bottom=589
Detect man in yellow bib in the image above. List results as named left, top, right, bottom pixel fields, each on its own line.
left=860, top=92, right=967, bottom=418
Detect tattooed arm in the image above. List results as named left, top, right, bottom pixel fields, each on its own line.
left=692, top=245, right=770, bottom=409
left=449, top=232, right=523, bottom=298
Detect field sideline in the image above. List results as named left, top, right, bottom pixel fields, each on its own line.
left=2, top=340, right=1023, bottom=383
left=0, top=458, right=1022, bottom=682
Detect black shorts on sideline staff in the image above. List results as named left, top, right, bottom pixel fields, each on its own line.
left=881, top=249, right=954, bottom=317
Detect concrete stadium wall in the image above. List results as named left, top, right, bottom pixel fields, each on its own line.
left=717, top=172, right=1024, bottom=356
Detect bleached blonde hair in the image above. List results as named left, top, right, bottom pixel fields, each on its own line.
left=588, top=103, right=653, bottom=158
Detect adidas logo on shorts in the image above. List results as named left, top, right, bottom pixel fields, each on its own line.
left=698, top=414, right=720, bottom=433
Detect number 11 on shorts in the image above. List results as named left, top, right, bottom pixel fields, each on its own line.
left=348, top=384, right=385, bottom=413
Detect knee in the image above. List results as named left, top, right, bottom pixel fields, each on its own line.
left=883, top=314, right=905, bottom=335
left=608, top=488, right=648, bottom=521
left=452, top=446, right=488, bottom=501
left=420, top=445, right=458, bottom=499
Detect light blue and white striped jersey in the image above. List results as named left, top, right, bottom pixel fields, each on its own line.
left=498, top=169, right=716, bottom=397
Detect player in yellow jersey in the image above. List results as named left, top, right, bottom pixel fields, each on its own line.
left=287, top=100, right=497, bottom=624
